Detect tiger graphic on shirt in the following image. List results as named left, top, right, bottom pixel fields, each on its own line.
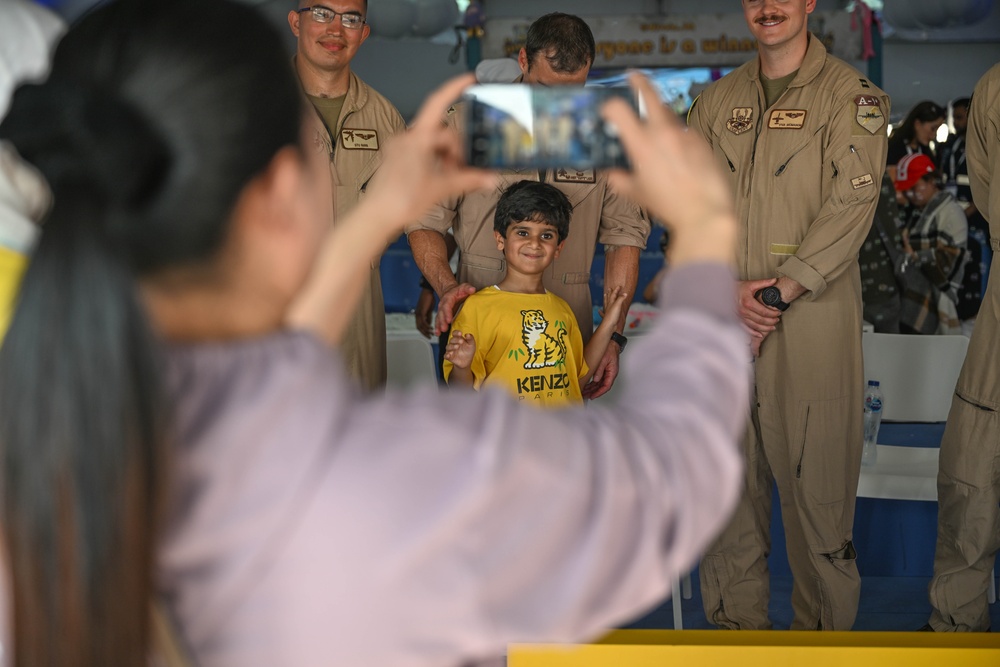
left=520, top=309, right=567, bottom=369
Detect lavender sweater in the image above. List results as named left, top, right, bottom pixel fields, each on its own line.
left=154, top=263, right=748, bottom=666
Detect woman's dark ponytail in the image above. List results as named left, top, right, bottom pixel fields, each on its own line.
left=0, top=1, right=301, bottom=663
left=0, top=79, right=172, bottom=667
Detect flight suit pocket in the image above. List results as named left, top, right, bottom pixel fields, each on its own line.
left=939, top=391, right=1000, bottom=490
left=560, top=272, right=590, bottom=285
left=794, top=397, right=856, bottom=506
left=830, top=144, right=879, bottom=208
left=461, top=252, right=504, bottom=274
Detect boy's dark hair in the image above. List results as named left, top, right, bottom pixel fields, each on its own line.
left=494, top=180, right=573, bottom=241
left=524, top=13, right=595, bottom=74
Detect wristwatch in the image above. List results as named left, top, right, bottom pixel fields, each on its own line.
left=756, top=286, right=790, bottom=311
left=611, top=331, right=628, bottom=353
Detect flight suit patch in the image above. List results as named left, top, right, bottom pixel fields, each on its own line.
left=726, top=107, right=754, bottom=135
left=768, top=109, right=807, bottom=129
left=853, top=95, right=885, bottom=135
left=851, top=173, right=874, bottom=189
left=769, top=243, right=799, bottom=255
left=313, top=130, right=332, bottom=154
left=341, top=128, right=379, bottom=150
left=553, top=168, right=596, bottom=184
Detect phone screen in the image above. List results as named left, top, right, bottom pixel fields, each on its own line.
left=463, top=84, right=636, bottom=170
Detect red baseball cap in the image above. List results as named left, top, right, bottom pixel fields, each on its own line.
left=894, top=153, right=936, bottom=191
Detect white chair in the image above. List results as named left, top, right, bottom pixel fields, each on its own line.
left=857, top=333, right=996, bottom=603
left=385, top=332, right=439, bottom=390
left=860, top=332, right=969, bottom=422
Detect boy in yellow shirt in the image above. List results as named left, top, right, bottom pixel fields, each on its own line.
left=444, top=181, right=625, bottom=407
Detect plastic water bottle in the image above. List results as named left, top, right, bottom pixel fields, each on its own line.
left=862, top=381, right=883, bottom=467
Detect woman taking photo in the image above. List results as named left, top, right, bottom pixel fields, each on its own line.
left=0, top=1, right=746, bottom=665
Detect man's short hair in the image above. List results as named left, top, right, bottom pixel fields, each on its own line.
left=951, top=97, right=971, bottom=111
left=524, top=13, right=595, bottom=74
left=297, top=0, right=368, bottom=12
left=494, top=181, right=573, bottom=242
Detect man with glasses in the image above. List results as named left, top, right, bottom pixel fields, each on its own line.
left=406, top=13, right=649, bottom=399
left=289, top=1, right=406, bottom=391
left=688, top=0, right=888, bottom=631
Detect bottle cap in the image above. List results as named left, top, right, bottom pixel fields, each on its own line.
left=868, top=380, right=879, bottom=386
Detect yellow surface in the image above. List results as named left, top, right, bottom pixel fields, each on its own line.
left=0, top=246, right=28, bottom=339
left=509, top=629, right=1000, bottom=666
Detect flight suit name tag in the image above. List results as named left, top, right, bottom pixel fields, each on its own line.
left=726, top=107, right=754, bottom=135
left=768, top=109, right=807, bottom=129
left=851, top=173, right=874, bottom=189
left=341, top=128, right=379, bottom=150
left=553, top=168, right=596, bottom=184
left=854, top=95, right=885, bottom=135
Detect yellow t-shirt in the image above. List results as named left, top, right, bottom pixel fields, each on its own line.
left=444, top=286, right=588, bottom=407
left=0, top=246, right=28, bottom=339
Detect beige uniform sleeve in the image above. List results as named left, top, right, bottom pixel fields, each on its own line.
left=597, top=185, right=650, bottom=248
left=776, top=92, right=890, bottom=299
left=967, top=65, right=999, bottom=224
left=686, top=95, right=714, bottom=147
left=405, top=110, right=463, bottom=235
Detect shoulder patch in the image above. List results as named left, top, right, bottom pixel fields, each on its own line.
left=341, top=128, right=379, bottom=150
left=553, top=168, right=596, bottom=184
left=852, top=95, right=885, bottom=136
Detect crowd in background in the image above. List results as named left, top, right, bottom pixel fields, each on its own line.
left=860, top=97, right=991, bottom=336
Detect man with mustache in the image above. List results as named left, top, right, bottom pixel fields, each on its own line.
left=687, top=0, right=889, bottom=630
left=289, top=0, right=406, bottom=391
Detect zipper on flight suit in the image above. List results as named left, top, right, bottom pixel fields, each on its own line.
left=795, top=406, right=809, bottom=479
left=774, top=125, right=827, bottom=177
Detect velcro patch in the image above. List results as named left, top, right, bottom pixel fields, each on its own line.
left=768, top=109, right=807, bottom=129
left=853, top=95, right=885, bottom=135
left=553, top=168, right=596, bottom=184
left=851, top=173, right=874, bottom=189
left=769, top=243, right=799, bottom=256
left=726, top=107, right=754, bottom=135
left=341, top=128, right=379, bottom=150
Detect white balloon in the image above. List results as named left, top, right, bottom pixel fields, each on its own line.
left=367, top=0, right=418, bottom=39
left=410, top=0, right=459, bottom=38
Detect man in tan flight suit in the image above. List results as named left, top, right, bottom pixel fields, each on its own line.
left=926, top=62, right=1000, bottom=633
left=406, top=12, right=649, bottom=399
left=688, top=0, right=888, bottom=630
left=289, top=0, right=406, bottom=391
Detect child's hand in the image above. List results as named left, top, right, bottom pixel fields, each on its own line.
left=602, top=287, right=628, bottom=328
left=444, top=330, right=476, bottom=369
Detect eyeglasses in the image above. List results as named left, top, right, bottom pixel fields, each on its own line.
left=297, top=6, right=366, bottom=29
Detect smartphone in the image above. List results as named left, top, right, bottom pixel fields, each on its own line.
left=463, top=84, right=637, bottom=170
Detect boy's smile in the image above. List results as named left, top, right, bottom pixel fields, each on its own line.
left=495, top=219, right=565, bottom=279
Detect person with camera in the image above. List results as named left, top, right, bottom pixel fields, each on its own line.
left=406, top=12, right=649, bottom=400
left=0, top=0, right=749, bottom=662
left=687, top=0, right=889, bottom=631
